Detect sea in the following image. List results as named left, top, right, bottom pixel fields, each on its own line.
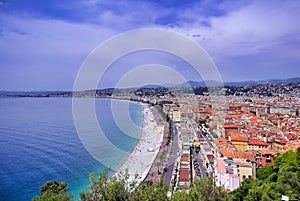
left=0, top=98, right=143, bottom=201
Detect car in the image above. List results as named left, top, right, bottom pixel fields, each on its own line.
left=194, top=164, right=199, bottom=168
left=196, top=171, right=202, bottom=177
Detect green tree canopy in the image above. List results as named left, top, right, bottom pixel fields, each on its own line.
left=32, top=180, right=73, bottom=201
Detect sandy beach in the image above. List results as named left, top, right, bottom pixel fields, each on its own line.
left=113, top=104, right=163, bottom=184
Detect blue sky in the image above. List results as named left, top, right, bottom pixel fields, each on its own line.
left=0, top=0, right=300, bottom=90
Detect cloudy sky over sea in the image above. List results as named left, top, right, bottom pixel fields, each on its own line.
left=0, top=0, right=300, bottom=90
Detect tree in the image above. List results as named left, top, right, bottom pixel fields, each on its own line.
left=131, top=178, right=168, bottom=201
left=32, top=180, right=73, bottom=201
left=171, top=190, right=194, bottom=201
left=171, top=175, right=227, bottom=201
left=156, top=150, right=167, bottom=175
left=80, top=169, right=169, bottom=201
left=80, top=169, right=134, bottom=201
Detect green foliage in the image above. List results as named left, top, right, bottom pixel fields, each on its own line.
left=256, top=165, right=273, bottom=180
left=230, top=149, right=300, bottom=201
left=32, top=180, right=73, bottom=201
left=33, top=171, right=227, bottom=201
left=166, top=120, right=172, bottom=146
left=171, top=175, right=228, bottom=201
left=80, top=169, right=168, bottom=201
left=131, top=178, right=168, bottom=201
left=154, top=104, right=167, bottom=120
left=80, top=169, right=134, bottom=201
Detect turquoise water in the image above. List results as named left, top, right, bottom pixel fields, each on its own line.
left=0, top=98, right=143, bottom=201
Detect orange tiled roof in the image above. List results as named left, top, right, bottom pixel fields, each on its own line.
left=284, top=141, right=300, bottom=152
left=244, top=152, right=255, bottom=161
left=220, top=147, right=235, bottom=158
left=179, top=170, right=190, bottom=179
left=181, top=153, right=189, bottom=158
left=234, top=151, right=245, bottom=159
left=284, top=133, right=297, bottom=141
left=215, top=137, right=228, bottom=146
left=249, top=117, right=259, bottom=124
left=231, top=134, right=248, bottom=142
left=274, top=139, right=288, bottom=145
left=233, top=151, right=254, bottom=161
left=260, top=149, right=280, bottom=155
left=248, top=138, right=268, bottom=146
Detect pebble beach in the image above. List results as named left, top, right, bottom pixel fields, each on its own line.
left=113, top=104, right=163, bottom=184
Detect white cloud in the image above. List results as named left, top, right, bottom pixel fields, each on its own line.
left=0, top=14, right=120, bottom=90
left=0, top=0, right=299, bottom=89
left=171, top=0, right=300, bottom=57
left=167, top=0, right=300, bottom=81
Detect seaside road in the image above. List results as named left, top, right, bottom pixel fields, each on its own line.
left=163, top=125, right=179, bottom=184
left=191, top=147, right=206, bottom=178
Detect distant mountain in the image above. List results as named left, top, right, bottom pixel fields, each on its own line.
left=177, top=77, right=300, bottom=87
left=162, top=80, right=223, bottom=88
left=225, top=77, right=300, bottom=86
left=141, top=84, right=166, bottom=89
left=1, top=78, right=299, bottom=96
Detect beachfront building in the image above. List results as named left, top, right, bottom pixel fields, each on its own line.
left=176, top=127, right=192, bottom=189
left=172, top=107, right=181, bottom=123
left=178, top=152, right=191, bottom=189
left=178, top=170, right=190, bottom=189
left=182, top=135, right=190, bottom=151
left=214, top=158, right=240, bottom=191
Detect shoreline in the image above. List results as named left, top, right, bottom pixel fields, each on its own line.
left=112, top=103, right=164, bottom=185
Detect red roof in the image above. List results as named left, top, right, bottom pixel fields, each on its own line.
left=179, top=171, right=190, bottom=179
left=248, top=138, right=268, bottom=146
left=231, top=134, right=248, bottom=142
left=234, top=151, right=254, bottom=161
left=181, top=153, right=189, bottom=158
left=220, top=147, right=235, bottom=158
left=275, top=139, right=288, bottom=145
left=215, top=137, right=228, bottom=146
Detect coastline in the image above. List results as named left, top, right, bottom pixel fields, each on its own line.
left=112, top=103, right=164, bottom=185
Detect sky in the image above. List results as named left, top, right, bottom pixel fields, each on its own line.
left=0, top=0, right=300, bottom=90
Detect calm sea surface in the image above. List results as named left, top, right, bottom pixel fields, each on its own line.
left=0, top=98, right=143, bottom=201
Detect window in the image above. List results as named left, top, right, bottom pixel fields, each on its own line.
left=242, top=175, right=246, bottom=180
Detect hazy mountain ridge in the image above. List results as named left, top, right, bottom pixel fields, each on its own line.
left=0, top=77, right=299, bottom=96
left=182, top=77, right=300, bottom=87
